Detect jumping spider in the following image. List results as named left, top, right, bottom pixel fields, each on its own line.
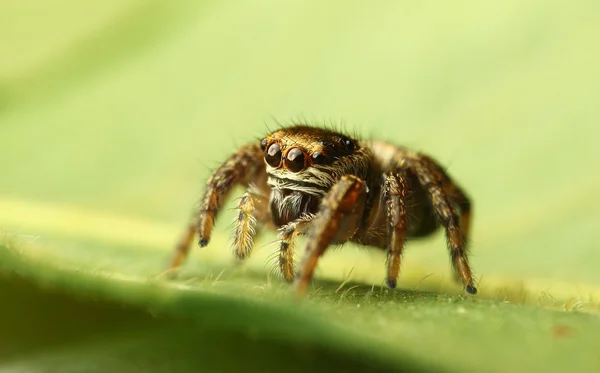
left=170, top=125, right=477, bottom=295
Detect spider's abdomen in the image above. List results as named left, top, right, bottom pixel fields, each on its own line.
left=269, top=189, right=320, bottom=226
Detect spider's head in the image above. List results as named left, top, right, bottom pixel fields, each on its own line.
left=260, top=125, right=369, bottom=195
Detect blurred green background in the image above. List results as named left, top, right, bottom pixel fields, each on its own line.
left=1, top=1, right=599, bottom=372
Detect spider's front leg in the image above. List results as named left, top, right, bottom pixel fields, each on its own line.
left=295, top=175, right=367, bottom=295
left=169, top=143, right=263, bottom=272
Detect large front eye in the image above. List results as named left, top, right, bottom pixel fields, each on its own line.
left=265, top=142, right=282, bottom=167
left=284, top=147, right=306, bottom=173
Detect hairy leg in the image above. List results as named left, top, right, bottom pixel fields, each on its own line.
left=440, top=180, right=472, bottom=283
left=278, top=215, right=314, bottom=281
left=383, top=171, right=410, bottom=289
left=403, top=155, right=477, bottom=294
left=295, top=175, right=367, bottom=295
left=169, top=143, right=263, bottom=271
left=443, top=182, right=472, bottom=246
left=232, top=192, right=259, bottom=260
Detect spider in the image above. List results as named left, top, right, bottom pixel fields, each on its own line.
left=169, top=125, right=477, bottom=295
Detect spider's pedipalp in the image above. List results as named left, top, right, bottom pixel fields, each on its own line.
left=232, top=192, right=259, bottom=260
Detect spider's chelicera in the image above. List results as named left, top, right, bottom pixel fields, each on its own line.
left=170, top=125, right=477, bottom=295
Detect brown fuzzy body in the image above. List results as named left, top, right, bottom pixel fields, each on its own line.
left=170, top=125, right=477, bottom=295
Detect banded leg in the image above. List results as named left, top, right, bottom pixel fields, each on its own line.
left=169, top=143, right=263, bottom=271
left=405, top=155, right=477, bottom=294
left=443, top=182, right=472, bottom=247
left=232, top=192, right=259, bottom=260
left=295, top=175, right=367, bottom=295
left=383, top=171, right=410, bottom=289
left=278, top=215, right=314, bottom=281
left=439, top=180, right=472, bottom=283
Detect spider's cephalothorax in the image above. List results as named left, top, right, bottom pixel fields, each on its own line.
left=170, top=125, right=477, bottom=295
left=261, top=126, right=371, bottom=227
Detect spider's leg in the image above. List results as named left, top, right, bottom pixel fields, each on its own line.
left=383, top=170, right=410, bottom=289
left=278, top=215, right=314, bottom=281
left=442, top=182, right=472, bottom=247
left=295, top=175, right=367, bottom=295
left=169, top=143, right=264, bottom=271
left=438, top=180, right=473, bottom=283
left=404, top=156, right=477, bottom=294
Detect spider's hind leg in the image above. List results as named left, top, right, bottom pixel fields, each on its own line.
left=438, top=180, right=473, bottom=285
left=405, top=155, right=477, bottom=295
left=443, top=183, right=472, bottom=248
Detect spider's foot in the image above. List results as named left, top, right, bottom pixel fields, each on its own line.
left=465, top=285, right=477, bottom=295
left=198, top=238, right=209, bottom=247
left=386, top=279, right=397, bottom=289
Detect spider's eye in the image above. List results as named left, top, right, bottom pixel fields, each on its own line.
left=340, top=137, right=355, bottom=153
left=312, top=151, right=327, bottom=165
left=260, top=138, right=268, bottom=151
left=284, top=147, right=306, bottom=173
left=265, top=143, right=282, bottom=168
left=344, top=139, right=355, bottom=152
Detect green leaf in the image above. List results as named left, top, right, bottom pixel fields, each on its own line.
left=1, top=0, right=600, bottom=372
